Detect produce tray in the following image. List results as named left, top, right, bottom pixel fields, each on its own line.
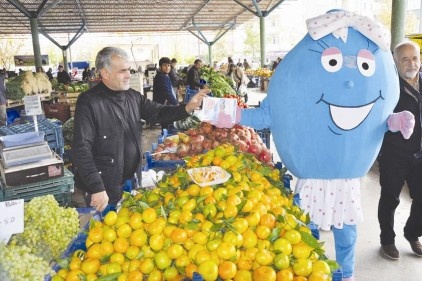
left=0, top=168, right=74, bottom=205
left=143, top=151, right=185, bottom=171
left=0, top=118, right=65, bottom=156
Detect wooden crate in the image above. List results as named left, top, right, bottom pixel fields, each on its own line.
left=44, top=103, right=71, bottom=123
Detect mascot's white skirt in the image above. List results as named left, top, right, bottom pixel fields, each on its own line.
left=295, top=178, right=363, bottom=231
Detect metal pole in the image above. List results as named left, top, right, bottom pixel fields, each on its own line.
left=208, top=44, right=212, bottom=65
left=30, top=17, right=42, bottom=69
left=62, top=49, right=68, bottom=73
left=260, top=16, right=266, bottom=68
left=391, top=0, right=407, bottom=51
left=68, top=33, right=73, bottom=72
left=419, top=0, right=422, bottom=32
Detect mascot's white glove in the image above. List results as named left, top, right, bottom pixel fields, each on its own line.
left=387, top=111, right=415, bottom=139
left=211, top=106, right=242, bottom=128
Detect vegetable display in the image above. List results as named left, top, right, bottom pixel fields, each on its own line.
left=5, top=71, right=40, bottom=100
left=201, top=67, right=236, bottom=97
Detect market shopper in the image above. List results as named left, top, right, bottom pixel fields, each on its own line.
left=213, top=10, right=415, bottom=281
left=185, top=59, right=205, bottom=102
left=0, top=69, right=7, bottom=126
left=46, top=68, right=54, bottom=81
left=72, top=47, right=208, bottom=212
left=378, top=41, right=422, bottom=260
left=169, top=58, right=182, bottom=99
left=57, top=65, right=71, bottom=85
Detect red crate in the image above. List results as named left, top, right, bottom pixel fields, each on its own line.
left=44, top=103, right=71, bottom=123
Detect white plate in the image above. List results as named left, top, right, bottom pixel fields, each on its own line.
left=187, top=166, right=231, bottom=187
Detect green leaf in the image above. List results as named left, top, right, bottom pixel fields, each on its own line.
left=97, top=273, right=121, bottom=281
left=299, top=231, right=320, bottom=249
left=268, top=227, right=282, bottom=243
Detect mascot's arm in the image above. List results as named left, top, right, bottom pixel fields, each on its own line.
left=239, top=96, right=272, bottom=129
left=387, top=111, right=415, bottom=139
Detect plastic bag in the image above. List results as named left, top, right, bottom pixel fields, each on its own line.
left=237, top=84, right=248, bottom=96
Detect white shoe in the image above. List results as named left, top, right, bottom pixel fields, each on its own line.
left=342, top=277, right=355, bottom=281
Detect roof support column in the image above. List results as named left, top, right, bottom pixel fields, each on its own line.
left=62, top=49, right=68, bottom=73
left=29, top=16, right=42, bottom=69
left=259, top=16, right=266, bottom=68
left=208, top=45, right=212, bottom=65
left=391, top=0, right=407, bottom=50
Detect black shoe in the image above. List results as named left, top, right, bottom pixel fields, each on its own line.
left=408, top=240, right=422, bottom=257
left=381, top=244, right=400, bottom=260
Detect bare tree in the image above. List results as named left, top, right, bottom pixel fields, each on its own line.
left=0, top=37, right=25, bottom=70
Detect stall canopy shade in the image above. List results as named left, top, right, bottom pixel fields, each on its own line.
left=0, top=0, right=282, bottom=35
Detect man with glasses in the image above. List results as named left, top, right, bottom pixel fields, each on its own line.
left=378, top=41, right=422, bottom=260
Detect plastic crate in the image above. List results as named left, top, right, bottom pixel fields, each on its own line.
left=143, top=151, right=185, bottom=171
left=255, top=128, right=271, bottom=149
left=0, top=118, right=65, bottom=156
left=0, top=168, right=74, bottom=205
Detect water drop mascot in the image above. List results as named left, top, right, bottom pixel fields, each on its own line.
left=215, top=10, right=415, bottom=281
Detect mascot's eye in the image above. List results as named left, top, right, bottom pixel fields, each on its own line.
left=357, top=49, right=376, bottom=77
left=321, top=47, right=343, bottom=72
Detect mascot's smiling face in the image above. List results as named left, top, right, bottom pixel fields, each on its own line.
left=269, top=28, right=399, bottom=179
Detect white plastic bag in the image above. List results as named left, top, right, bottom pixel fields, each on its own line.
left=237, top=84, right=248, bottom=96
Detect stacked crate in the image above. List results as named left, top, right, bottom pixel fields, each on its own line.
left=0, top=119, right=65, bottom=157
left=44, top=103, right=71, bottom=123
left=0, top=168, right=74, bottom=206
left=57, top=92, right=80, bottom=118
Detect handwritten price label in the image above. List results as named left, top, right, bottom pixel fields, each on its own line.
left=0, top=199, right=24, bottom=243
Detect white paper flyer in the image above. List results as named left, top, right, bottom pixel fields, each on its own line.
left=196, top=97, right=237, bottom=123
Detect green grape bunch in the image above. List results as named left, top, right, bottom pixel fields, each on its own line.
left=9, top=195, right=80, bottom=262
left=0, top=243, right=54, bottom=281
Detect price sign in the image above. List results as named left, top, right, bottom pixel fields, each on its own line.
left=0, top=199, right=24, bottom=243
left=23, top=95, right=43, bottom=116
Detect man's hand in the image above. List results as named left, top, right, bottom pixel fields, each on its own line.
left=387, top=111, right=415, bottom=139
left=90, top=191, right=109, bottom=212
left=185, top=89, right=210, bottom=113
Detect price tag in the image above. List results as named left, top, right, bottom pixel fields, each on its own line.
left=24, top=95, right=43, bottom=116
left=0, top=199, right=24, bottom=243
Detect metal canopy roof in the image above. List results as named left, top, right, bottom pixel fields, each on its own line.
left=0, top=0, right=284, bottom=37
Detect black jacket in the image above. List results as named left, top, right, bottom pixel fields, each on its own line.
left=72, top=82, right=190, bottom=203
left=381, top=74, right=421, bottom=158
left=57, top=71, right=71, bottom=84
left=153, top=71, right=178, bottom=105
left=187, top=66, right=203, bottom=90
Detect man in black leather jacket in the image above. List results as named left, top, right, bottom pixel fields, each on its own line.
left=378, top=41, right=422, bottom=259
left=72, top=47, right=208, bottom=212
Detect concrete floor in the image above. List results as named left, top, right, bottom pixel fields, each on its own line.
left=72, top=88, right=422, bottom=280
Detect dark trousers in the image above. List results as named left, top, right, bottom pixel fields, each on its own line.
left=378, top=151, right=422, bottom=245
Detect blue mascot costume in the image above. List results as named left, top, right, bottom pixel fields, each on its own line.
left=232, top=10, right=415, bottom=281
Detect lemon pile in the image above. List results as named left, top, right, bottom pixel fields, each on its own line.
left=58, top=144, right=337, bottom=281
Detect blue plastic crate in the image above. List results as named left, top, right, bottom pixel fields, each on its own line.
left=0, top=168, right=74, bottom=205
left=0, top=119, right=64, bottom=156
left=143, top=151, right=185, bottom=171
left=255, top=128, right=271, bottom=149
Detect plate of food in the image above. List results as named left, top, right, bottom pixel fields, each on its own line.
left=187, top=166, right=231, bottom=187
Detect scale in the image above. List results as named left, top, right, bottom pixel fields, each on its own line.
left=0, top=96, right=64, bottom=186
left=1, top=142, right=52, bottom=168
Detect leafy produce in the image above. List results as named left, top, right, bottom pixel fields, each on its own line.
left=5, top=71, right=38, bottom=100
left=201, top=67, right=236, bottom=97
left=9, top=195, right=80, bottom=262
left=153, top=122, right=273, bottom=166
left=59, top=145, right=338, bottom=280
left=34, top=72, right=53, bottom=94
left=0, top=244, right=53, bottom=281
left=63, top=117, right=74, bottom=146
left=173, top=115, right=201, bottom=131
